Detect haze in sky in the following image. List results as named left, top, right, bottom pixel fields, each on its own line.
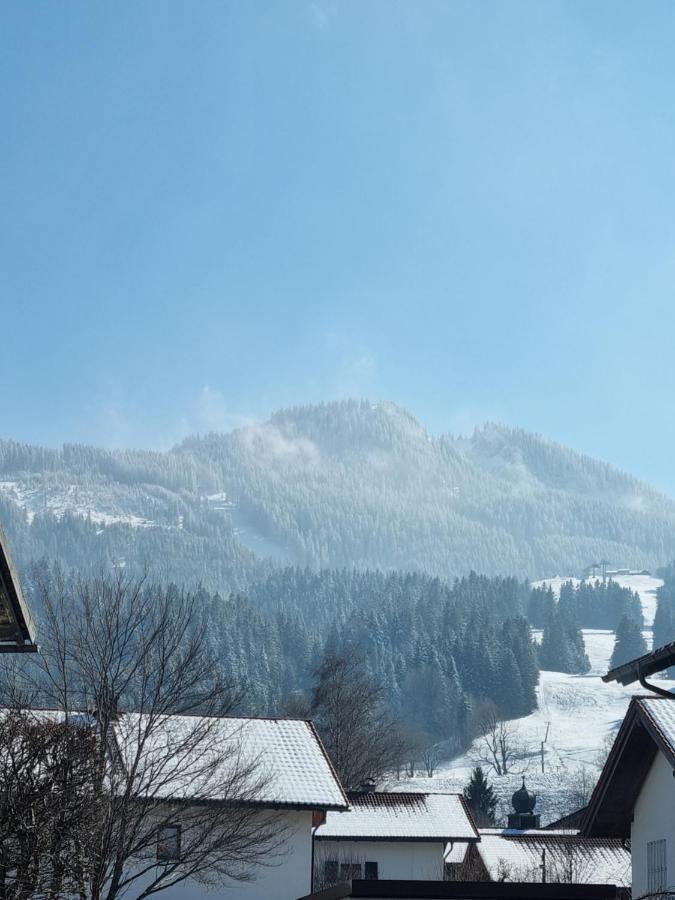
left=2, top=2, right=674, bottom=491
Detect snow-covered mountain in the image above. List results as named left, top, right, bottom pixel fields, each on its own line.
left=2, top=400, right=675, bottom=589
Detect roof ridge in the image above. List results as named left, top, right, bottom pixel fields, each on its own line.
left=305, top=719, right=349, bottom=810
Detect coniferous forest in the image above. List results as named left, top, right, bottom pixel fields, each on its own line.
left=2, top=401, right=675, bottom=589
left=17, top=563, right=652, bottom=757
left=2, top=400, right=672, bottom=758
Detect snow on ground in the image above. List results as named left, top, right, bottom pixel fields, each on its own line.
left=0, top=480, right=156, bottom=529
left=388, top=573, right=669, bottom=823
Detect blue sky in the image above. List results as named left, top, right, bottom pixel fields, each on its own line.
left=2, top=1, right=675, bottom=492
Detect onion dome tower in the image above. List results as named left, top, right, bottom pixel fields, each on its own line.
left=507, top=776, right=540, bottom=829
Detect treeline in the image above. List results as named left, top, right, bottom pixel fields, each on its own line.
left=18, top=558, right=655, bottom=743
left=527, top=579, right=645, bottom=674
left=22, top=566, right=540, bottom=756
left=225, top=569, right=541, bottom=753
left=528, top=580, right=643, bottom=629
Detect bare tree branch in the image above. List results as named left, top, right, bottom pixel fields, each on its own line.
left=0, top=570, right=286, bottom=900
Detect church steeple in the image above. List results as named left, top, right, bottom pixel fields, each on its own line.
left=507, top=777, right=540, bottom=829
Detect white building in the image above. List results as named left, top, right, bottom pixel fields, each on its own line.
left=116, top=713, right=349, bottom=900
left=582, top=694, right=675, bottom=898
left=4, top=710, right=348, bottom=900
left=313, top=791, right=478, bottom=887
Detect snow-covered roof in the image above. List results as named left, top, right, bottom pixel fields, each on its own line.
left=315, top=792, right=478, bottom=842
left=111, top=714, right=347, bottom=810
left=444, top=841, right=470, bottom=864
left=475, top=830, right=630, bottom=886
left=638, top=695, right=675, bottom=752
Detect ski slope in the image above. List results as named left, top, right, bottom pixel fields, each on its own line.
left=390, top=573, right=668, bottom=823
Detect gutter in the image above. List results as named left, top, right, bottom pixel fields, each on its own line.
left=637, top=661, right=674, bottom=700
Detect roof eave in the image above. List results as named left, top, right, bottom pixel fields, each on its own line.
left=603, top=641, right=675, bottom=687
left=135, top=795, right=349, bottom=812
left=314, top=835, right=479, bottom=843
left=305, top=719, right=350, bottom=809
left=0, top=526, right=38, bottom=651
left=581, top=698, right=667, bottom=837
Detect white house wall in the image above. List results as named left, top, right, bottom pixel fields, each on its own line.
left=632, top=750, right=675, bottom=897
left=314, top=839, right=445, bottom=881
left=133, top=809, right=313, bottom=900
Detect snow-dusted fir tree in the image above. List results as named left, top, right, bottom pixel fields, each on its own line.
left=539, top=607, right=590, bottom=674
left=463, top=767, right=497, bottom=826
left=610, top=614, right=647, bottom=669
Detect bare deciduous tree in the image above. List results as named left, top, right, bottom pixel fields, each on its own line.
left=310, top=652, right=403, bottom=791
left=420, top=737, right=440, bottom=778
left=473, top=707, right=527, bottom=777
left=494, top=843, right=603, bottom=885
left=446, top=843, right=490, bottom=882
left=0, top=710, right=100, bottom=900
left=0, top=569, right=286, bottom=900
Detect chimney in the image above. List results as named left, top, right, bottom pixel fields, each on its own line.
left=507, top=777, right=540, bottom=829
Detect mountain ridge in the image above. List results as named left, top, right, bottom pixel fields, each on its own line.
left=0, top=399, right=673, bottom=588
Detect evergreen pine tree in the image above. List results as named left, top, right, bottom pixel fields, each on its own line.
left=501, top=617, right=538, bottom=713
left=558, top=580, right=579, bottom=623
left=538, top=607, right=590, bottom=674
left=493, top=648, right=525, bottom=718
left=463, top=766, right=497, bottom=826
left=610, top=615, right=648, bottom=669
left=562, top=609, right=591, bottom=675
left=527, top=585, right=555, bottom=628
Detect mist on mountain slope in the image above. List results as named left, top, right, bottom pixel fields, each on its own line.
left=0, top=400, right=673, bottom=590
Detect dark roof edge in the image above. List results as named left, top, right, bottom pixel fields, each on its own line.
left=581, top=696, right=675, bottom=835
left=0, top=525, right=37, bottom=649
left=314, top=835, right=480, bottom=843
left=296, top=879, right=626, bottom=900
left=603, top=640, right=675, bottom=687
left=154, top=796, right=349, bottom=812
left=580, top=699, right=639, bottom=835
left=305, top=718, right=349, bottom=810
left=458, top=792, right=480, bottom=838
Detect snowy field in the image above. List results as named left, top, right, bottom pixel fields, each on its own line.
left=388, top=573, right=668, bottom=823
left=0, top=480, right=157, bottom=529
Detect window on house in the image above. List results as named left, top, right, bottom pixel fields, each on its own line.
left=157, top=824, right=181, bottom=862
left=648, top=839, right=667, bottom=896
left=324, top=860, right=338, bottom=883
left=364, top=861, right=378, bottom=880
left=339, top=863, right=362, bottom=880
